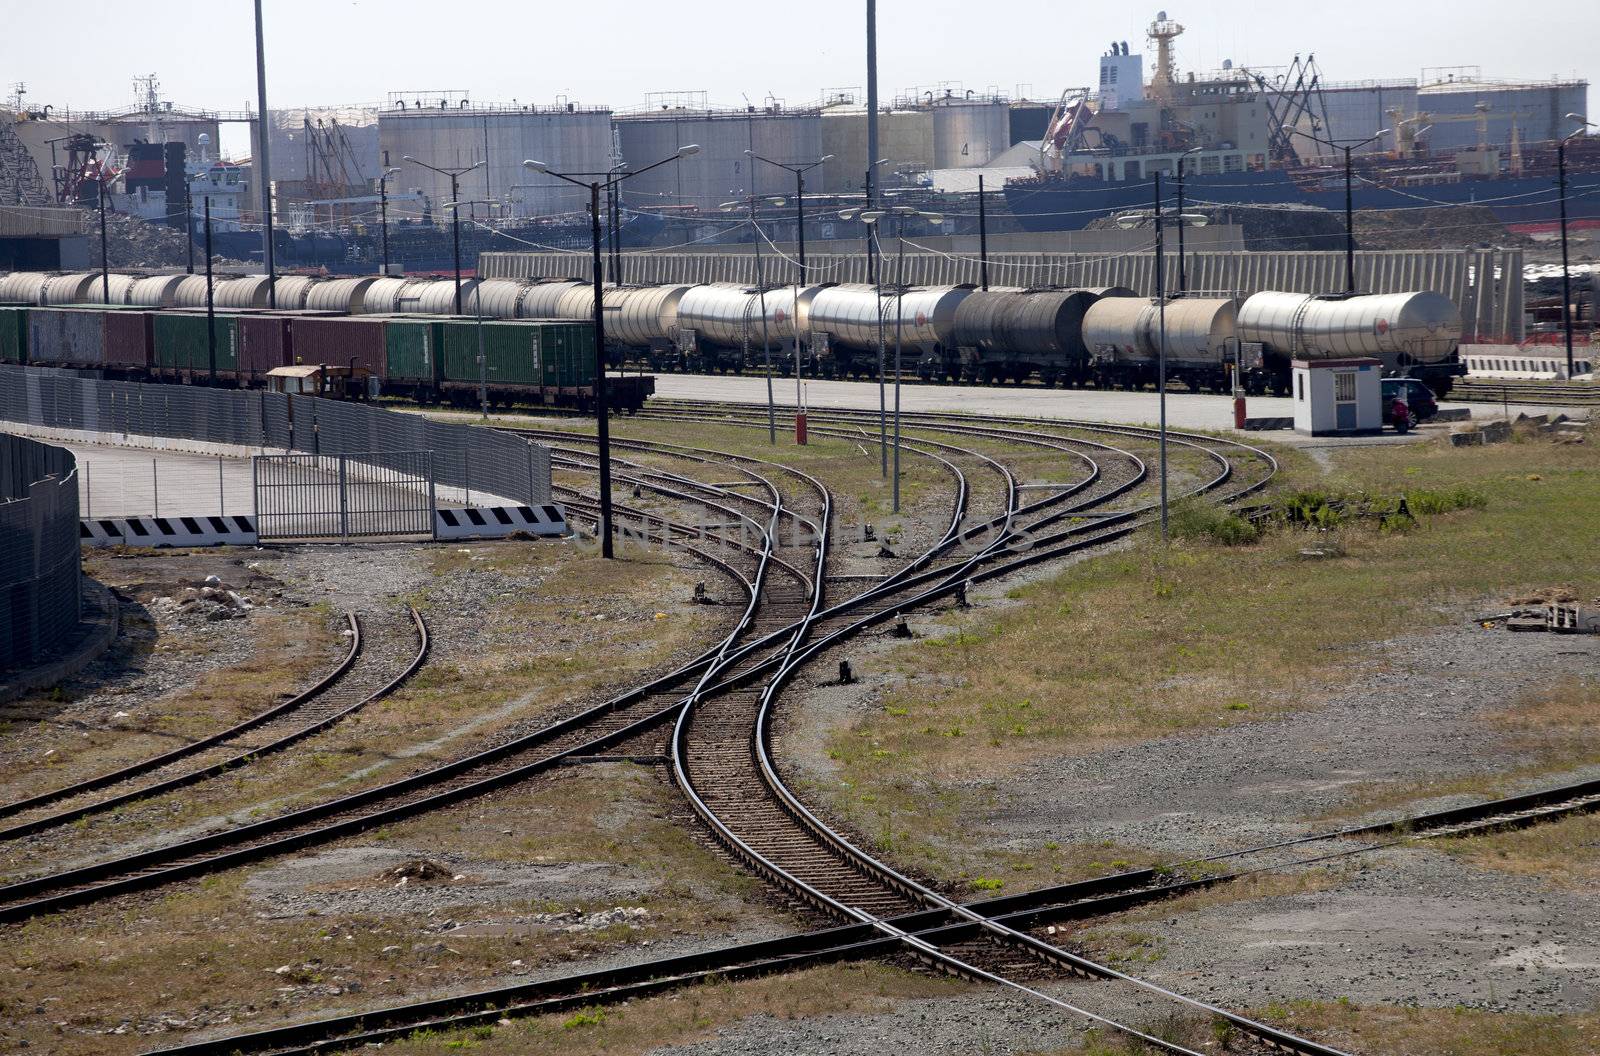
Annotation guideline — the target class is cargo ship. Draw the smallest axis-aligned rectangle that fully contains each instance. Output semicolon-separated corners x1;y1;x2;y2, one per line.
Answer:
1003;14;1599;235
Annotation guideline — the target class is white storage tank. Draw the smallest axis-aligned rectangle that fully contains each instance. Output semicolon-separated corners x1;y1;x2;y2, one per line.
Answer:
380;96;613;219
615;106;822;211
127;274;188;307
304;276;380;313
1238;290;1461;366
928;95;1011;169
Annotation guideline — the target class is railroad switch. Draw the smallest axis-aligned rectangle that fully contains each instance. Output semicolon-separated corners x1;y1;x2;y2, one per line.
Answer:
892;615;913;638
955;583;970;609
862;522;876;541
838;660;855;685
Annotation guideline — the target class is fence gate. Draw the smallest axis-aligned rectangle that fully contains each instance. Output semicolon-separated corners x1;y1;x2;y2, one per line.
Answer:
253;451;435;541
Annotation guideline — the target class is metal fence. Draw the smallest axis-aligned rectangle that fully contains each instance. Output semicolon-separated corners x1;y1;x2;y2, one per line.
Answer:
254;451;435;540
0;366;551;507
0;433;81;668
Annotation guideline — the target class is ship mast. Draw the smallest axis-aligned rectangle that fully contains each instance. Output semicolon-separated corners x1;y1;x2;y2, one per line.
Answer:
1146;13;1184;103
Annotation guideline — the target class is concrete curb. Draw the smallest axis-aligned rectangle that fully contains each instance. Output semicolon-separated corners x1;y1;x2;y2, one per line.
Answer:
0;579;121;705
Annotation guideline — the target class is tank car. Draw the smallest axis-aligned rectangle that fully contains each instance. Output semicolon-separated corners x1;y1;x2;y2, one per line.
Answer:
950;286;1131;386
673;283;799;374
1082;296;1248;392
1237;290;1465;396
806;284;972;380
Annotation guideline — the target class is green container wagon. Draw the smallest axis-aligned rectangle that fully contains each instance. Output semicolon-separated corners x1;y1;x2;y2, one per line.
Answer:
153;313;240;373
0;306;27;364
442;320;544;387
382;317;445;384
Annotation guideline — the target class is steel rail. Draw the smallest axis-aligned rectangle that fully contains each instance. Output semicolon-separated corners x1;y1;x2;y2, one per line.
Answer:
0;612;364;825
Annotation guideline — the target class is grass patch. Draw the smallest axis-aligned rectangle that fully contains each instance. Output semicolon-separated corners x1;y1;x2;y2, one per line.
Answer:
1436;812;1600;889
1246;1000;1600;1056
822;426;1600;887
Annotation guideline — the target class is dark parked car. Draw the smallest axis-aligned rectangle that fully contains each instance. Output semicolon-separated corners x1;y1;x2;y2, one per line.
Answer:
1382;378;1439;430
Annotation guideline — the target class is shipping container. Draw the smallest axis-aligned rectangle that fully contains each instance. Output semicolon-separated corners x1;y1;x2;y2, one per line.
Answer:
382;317;446;384
440;319;596;389
0;306;27;363
153;312;241;373
28;307;108;366
286;316;387;376
237;315;295;378
102;310;155;370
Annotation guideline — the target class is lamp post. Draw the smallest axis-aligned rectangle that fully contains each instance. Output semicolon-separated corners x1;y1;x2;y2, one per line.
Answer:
1117;179;1209;542
1282;126;1389;294
746;151;834;285
843;156;892;475
93;165;111;304
204;195;216;385
977;173;990;290
524;145;700;559
854;206;942;514
445;200;496;418
253;0;277;308
1559;114;1594;379
403;157;484;314
377;166;401;276
1174;146;1202;295
721;193;788;445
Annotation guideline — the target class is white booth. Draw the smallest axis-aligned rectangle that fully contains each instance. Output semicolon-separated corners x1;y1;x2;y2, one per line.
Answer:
1292;358;1383;436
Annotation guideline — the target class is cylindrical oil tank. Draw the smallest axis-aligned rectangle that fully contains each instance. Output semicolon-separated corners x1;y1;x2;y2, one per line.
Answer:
607;284;693;347
170;274;230;308
127;274;188;307
614;109;822;212
790;283;836;337
929;98;1011;169
806;284;889;351
951;290;1010;353
271;275;322;311
1152;298;1239;364
674;283;760;348
888;286;974;353
211;275;274;309
304;275;379;313
408;278;479;315
1082;297;1157;361
514;279;587;319
77;273;140;305
995;289;1101;360
0;272;50;303
553;283;597;324
39;273;101;305
361;276;434;314
468;279;532;318
1237;290;1461;364
379;102;613;219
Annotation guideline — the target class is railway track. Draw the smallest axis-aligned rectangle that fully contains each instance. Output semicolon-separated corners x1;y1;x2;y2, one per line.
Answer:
132;406;1589;1056
140;766;1600;1056
0;439;827;925
0;609;423;842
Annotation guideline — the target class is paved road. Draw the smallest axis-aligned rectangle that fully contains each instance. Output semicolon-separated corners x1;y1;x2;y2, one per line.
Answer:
64;442;253;519
651;374;1584;442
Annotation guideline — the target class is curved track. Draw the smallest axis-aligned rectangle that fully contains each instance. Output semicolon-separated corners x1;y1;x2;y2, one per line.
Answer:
0;609;424;842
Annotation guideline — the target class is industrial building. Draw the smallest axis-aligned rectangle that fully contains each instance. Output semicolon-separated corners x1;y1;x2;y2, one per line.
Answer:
377;92;612;219
613;101;823;212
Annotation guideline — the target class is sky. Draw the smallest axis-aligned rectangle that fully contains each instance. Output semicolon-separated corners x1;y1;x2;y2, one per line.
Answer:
6;0;1595;156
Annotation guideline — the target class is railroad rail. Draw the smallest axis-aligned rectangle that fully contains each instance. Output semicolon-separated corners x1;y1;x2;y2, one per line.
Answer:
0;609;422;842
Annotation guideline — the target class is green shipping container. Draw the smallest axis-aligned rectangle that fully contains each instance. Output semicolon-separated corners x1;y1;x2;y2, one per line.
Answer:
442;320;543;387
0;306;27;364
382;317;446;384
153;313;240;372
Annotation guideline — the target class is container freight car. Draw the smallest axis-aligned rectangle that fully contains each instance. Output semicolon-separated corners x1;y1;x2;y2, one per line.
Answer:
153;312;241;378
27;307;107;367
438;319;607;406
286;316;388;379
0;306;26;363
382;316;448;401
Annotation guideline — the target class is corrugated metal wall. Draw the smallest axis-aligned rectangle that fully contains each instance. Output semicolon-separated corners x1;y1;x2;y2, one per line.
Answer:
0;432;81;667
481;248;1525;341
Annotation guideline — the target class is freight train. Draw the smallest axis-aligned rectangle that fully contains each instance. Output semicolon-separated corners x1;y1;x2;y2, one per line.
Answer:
0;283;648;413
0;270;1467;396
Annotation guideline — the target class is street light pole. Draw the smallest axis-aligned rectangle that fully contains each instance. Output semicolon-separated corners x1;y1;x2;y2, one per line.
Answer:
403;157;484;314
1558;116;1594;379
204;196;216;386
977;173;990;290
524;146;699;559
184;179;194;274
95;174;110;303
252;0;277;308
378;166;400;276
1175;146;1201;296
1154;170;1168;543
1283;126;1387;295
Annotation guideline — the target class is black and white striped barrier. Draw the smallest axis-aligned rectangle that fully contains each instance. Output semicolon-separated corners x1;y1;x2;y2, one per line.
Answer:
433;504;568;539
80;505;568;547
80;515;260;548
